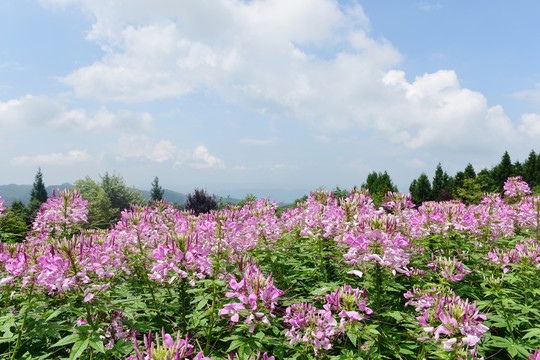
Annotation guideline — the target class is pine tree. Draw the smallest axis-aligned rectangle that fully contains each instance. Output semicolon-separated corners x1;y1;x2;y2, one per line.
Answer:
30;168;48;204
150;176;165;202
432;163;452;201
463;163;476;179
523;150;538;187
410;173;432;205
493;151;514;191
362;171;398;204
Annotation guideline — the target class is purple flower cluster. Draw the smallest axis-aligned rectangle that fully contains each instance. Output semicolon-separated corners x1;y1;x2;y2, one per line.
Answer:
343;229;413;276
219;262;284;333
31;189;89;238
324;284;373;325
0;196;5;218
149;236;212;286
284;284;372;356
504;176;532;199
486;239;540;272
406;289;489;358
382;191;415;214
427;254;472;281
284;302;338;356
126;328;210;360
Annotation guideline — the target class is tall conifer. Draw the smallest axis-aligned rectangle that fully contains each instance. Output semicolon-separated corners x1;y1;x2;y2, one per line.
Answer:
30;168;48;204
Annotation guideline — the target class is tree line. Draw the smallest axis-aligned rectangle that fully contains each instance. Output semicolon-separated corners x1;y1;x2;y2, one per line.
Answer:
0;170;225;242
409;150;540;205
2;149;538;242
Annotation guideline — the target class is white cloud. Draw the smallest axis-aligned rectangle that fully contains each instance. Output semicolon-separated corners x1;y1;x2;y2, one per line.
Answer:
406;158;426;169
189;145;225;169
0;95;153;133
39;0;534;154
11;150;93;166
416;2;443;11
113;136;177;163
239;138;276;146
113;136;224;169
151;140;178;163
377;70;518;149
518;113;540;137
511;83;540;103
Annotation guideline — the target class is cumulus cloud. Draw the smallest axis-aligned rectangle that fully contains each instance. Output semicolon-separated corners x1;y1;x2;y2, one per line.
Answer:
11;150;93;166
39;0;539;153
518;113;540;137
113;136;225;169
114;135;178;163
0;95;153;133
184;145;225;169
239;138;277;146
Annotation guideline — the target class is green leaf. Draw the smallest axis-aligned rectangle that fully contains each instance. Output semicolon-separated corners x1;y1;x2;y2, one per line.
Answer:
347;331;358;346
89;338;105;353
70;339;90;360
43;307;64;322
52;333;80;347
196;297;208;310
523;328;540;340
226;339;244;352
507;344;518;357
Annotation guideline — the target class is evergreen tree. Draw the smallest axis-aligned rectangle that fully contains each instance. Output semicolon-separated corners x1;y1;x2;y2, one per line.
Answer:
493;151;514;191
457;178;483;204
463;163;476;179
452;171;465;195
476;169;497;193
409;173;432;206
523;150;538;187
432;163;452;201
30;168;48;204
362;171;398;204
150;176;165;202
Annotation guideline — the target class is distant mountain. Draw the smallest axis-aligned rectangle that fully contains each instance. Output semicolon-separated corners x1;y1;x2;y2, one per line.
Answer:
0;183;188;206
140;189;187;205
0;183;264;207
0;183;72;204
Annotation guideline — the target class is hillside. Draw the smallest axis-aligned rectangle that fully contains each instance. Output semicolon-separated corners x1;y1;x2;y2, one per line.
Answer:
0;184;188;205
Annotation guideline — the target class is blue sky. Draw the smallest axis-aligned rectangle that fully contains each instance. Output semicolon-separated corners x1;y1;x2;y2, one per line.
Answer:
1;0;540;202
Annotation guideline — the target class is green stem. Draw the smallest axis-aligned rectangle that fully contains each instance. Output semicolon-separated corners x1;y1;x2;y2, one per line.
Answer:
11;282;34;360
318;236;326;282
374;263;382;355
205;222;223;354
500;298;516;343
180;278;187;333
136;232;157;304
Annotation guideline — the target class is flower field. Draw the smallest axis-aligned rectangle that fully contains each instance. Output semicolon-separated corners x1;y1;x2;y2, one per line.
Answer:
1;177;540;359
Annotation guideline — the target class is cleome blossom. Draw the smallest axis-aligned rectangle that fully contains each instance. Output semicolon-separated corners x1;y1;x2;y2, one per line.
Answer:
323;284;373;326
219;261;284;333
126;328;210;360
427;254;472;282
31;188;88;238
405;289;489;358
504;176;532;199
0;196;5;218
284;302;339;357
